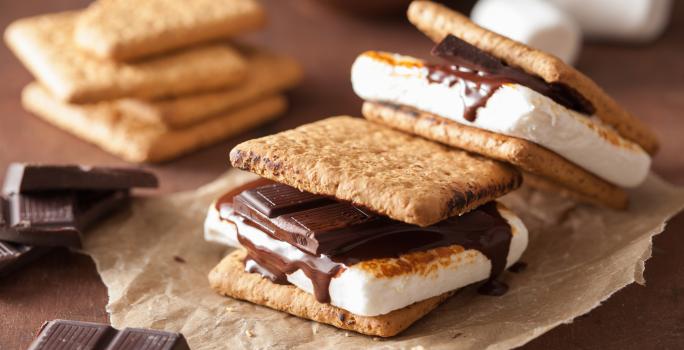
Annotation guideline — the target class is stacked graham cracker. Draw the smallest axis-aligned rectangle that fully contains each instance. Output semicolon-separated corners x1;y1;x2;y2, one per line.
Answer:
4;0;302;163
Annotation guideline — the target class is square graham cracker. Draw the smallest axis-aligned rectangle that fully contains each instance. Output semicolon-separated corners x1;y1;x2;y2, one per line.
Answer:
209;249;456;337
362;102;628;209
229;116;522;226
22;83;286;163
4;11;247;103
118;47;302;129
74;0;265;61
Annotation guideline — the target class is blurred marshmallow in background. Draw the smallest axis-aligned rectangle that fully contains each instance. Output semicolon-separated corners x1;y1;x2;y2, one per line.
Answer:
471;0;582;64
470;0;673;66
547;0;672;43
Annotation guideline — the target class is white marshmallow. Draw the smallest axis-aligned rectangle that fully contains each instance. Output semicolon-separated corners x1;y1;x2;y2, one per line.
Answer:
547;0;672;42
351;52;651;188
204;202;528;317
471;0;581;64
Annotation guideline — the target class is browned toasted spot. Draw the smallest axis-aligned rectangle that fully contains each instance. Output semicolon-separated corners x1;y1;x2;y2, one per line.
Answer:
363;51;425;69
355;244;468;279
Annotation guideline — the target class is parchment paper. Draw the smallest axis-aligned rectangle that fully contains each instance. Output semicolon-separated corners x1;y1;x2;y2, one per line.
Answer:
81;170;684;349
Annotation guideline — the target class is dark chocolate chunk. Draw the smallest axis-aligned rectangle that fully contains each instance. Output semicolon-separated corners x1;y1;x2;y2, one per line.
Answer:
238;183;333;218
431;34;595;116
233;186;380;255
27;320;190;350
0;191;128;247
2;163;158;195
0;241;50;277
108;328;190;350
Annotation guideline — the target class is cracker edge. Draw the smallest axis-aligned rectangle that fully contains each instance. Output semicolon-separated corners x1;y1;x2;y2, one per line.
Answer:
209;250;456;337
362;101;628;210
21;82;286;163
229;116;523;227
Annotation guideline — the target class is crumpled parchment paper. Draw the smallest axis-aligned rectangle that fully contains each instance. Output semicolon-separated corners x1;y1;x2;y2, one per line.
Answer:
82;170;684;349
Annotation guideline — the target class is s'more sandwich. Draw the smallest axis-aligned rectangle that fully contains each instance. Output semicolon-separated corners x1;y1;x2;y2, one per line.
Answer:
352;0;659;209
205;117;529;337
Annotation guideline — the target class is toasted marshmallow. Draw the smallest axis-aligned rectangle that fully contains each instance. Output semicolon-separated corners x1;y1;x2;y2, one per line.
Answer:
351;52;651;188
204;201;528;316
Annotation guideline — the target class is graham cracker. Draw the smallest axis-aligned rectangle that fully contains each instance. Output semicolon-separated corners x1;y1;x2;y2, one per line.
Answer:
362;102;628;209
4;11;247;103
117;47;302;129
229;116;521;226
75;0;266;61
209;249;456;337
21;83;286;163
407;0;659;155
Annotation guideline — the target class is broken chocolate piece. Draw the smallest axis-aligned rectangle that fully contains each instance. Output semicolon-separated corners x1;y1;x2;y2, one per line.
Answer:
2;163;157;195
0;191;128;247
238;183;333;218
27;319;190;350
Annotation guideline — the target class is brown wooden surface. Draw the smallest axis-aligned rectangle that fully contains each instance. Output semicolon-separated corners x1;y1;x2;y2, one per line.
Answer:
1;1;683;348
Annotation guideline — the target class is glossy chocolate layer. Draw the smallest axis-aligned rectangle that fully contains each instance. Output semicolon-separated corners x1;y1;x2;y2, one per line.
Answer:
427;34;595;121
217;180;515;303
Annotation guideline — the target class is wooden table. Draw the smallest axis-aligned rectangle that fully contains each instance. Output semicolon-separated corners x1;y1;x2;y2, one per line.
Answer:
1;1;683;348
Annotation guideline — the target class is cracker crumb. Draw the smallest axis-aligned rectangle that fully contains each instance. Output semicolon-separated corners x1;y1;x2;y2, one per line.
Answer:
344;332;350;337
225;306;234;312
245;330;254;338
372;337;380;341
312;324;319;335
173;255;186;263
410;346;425;350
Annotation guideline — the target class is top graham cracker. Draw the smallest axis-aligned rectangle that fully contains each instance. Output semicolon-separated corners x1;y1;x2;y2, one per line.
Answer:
230;116;522;226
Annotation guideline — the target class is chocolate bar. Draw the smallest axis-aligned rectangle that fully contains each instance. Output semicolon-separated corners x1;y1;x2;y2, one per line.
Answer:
2;163;158;195
0;191;128;247
232;185;382;255
237;183;333;218
27;320;190;350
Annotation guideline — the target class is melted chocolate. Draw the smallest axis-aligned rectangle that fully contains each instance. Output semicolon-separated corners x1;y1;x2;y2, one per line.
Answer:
426;34;595;121
426;64;508;121
218;180;515;303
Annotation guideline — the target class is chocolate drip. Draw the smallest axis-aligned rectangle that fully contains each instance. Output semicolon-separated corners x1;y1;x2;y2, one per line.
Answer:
426;34;595;121
238;232;343;303
219;181;515;303
426;64;506;121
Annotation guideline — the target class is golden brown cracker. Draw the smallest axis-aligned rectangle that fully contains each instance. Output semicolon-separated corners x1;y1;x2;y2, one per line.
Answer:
209;249;456;337
4;11;247;103
230;116;521;226
74;0;265;61
21;83;285;163
118;48;301;129
362;102;628;209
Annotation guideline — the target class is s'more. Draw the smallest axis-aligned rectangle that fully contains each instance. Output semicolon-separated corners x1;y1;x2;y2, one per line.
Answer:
205;117;529;337
352;0;659;209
